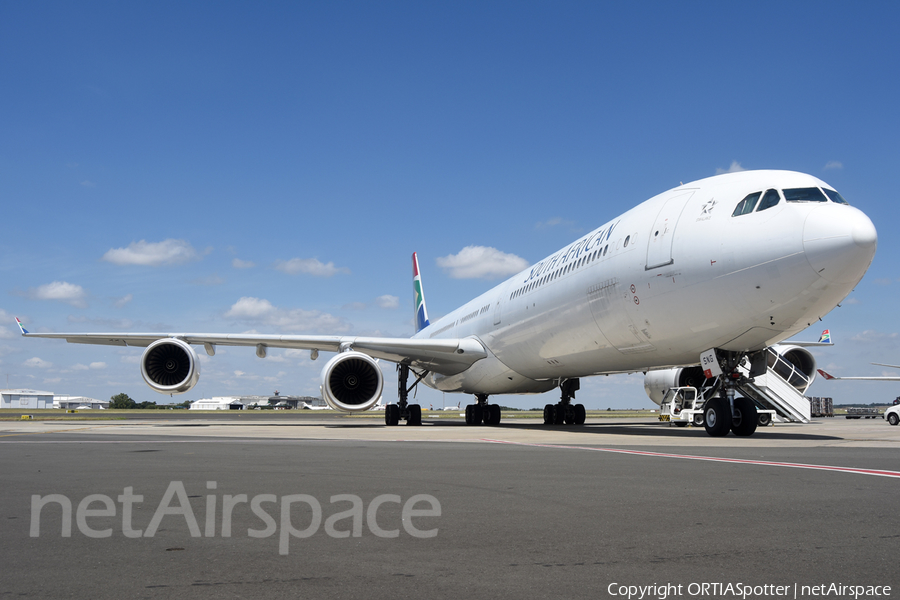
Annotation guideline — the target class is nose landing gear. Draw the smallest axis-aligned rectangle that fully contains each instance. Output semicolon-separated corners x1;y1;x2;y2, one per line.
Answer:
703;351;758;437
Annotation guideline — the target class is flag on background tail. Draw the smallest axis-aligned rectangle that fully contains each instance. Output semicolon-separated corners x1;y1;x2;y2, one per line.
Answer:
412;252;430;333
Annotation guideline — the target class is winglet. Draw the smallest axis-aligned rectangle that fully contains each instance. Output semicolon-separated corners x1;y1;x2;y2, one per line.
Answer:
818;329;832;344
412;252;430;333
817;369;835;380
15;317;28;335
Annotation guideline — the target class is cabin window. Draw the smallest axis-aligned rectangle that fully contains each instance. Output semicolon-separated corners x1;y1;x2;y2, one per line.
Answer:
756;189;781;212
624;235;630;248
783;187;828;203
823;188;849;205
732;192;761;216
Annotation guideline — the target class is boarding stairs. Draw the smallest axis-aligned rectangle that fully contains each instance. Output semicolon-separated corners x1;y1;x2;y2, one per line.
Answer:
734;348;811;423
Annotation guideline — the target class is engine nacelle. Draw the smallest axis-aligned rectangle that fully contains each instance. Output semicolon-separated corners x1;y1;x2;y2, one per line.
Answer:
140;338;201;395
643;366;711;406
768;344;817;392
320;351;384;412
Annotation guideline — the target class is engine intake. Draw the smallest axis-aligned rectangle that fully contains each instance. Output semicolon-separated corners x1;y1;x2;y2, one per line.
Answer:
768;344;817;392
140;338;201;394
320;351;383;412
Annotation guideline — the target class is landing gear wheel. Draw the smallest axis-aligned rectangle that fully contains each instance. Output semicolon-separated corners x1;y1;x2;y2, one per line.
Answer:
731;397;758;437
704;398;732;437
563;405;575;425
483;404;501;425
552;403;565;425
692;413;704;427
464;405;482;425
888;412;899;426
407;404;422;426
758;413;772;427
385;404;400;426
573;404;586;425
543;404;554;425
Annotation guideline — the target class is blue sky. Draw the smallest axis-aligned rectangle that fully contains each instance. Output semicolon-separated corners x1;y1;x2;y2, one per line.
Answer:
2;1;899;409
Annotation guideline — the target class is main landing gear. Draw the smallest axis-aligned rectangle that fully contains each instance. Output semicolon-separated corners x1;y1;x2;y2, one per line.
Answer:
543;379;586;425
385;364;426;426
703;351;758;437
465;394;502;425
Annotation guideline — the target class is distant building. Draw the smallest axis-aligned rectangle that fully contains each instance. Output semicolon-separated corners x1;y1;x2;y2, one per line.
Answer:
1;389;55;409
53;396;109;410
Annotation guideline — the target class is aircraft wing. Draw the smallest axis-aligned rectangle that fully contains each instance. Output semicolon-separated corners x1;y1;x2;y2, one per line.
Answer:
817;369;900;382
784;329;834;347
18;324;487;376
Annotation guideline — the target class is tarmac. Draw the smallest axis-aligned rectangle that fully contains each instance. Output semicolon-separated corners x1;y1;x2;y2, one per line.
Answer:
1;414;898;599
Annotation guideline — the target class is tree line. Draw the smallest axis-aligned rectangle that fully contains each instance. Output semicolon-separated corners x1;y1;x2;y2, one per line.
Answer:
108;393;192;409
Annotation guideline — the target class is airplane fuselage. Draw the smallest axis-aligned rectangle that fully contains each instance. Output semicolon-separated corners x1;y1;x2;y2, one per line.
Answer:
416;170;877;395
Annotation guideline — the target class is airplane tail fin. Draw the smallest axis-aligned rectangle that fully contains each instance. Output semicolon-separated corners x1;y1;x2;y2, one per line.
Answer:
817;369;836;380
412;252;430;333
818;329;832;344
15;317;28;335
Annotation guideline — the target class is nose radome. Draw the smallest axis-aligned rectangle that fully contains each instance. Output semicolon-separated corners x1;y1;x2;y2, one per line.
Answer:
803;205;877;284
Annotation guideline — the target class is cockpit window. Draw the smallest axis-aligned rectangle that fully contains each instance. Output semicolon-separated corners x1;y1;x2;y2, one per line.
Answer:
783;187;828;202
823;188;849;205
732;192;761;216
756;188;781;212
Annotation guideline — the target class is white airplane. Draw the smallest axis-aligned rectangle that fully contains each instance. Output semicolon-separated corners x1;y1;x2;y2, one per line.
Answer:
297;401;333;410
818;363;900;381
17;170;877;437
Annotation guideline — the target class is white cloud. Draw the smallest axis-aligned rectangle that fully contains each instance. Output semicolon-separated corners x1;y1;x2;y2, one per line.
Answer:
225;297;351;333
715;161;746;175
850;330;899;344
0;309;13;339
232;258;256;269
28;281;88;308
376;295;399;309
102;239;199;266
114;294;133;308
824;160;843;171
24;357;52;369
436;246;529;279
274;258;349;277
535;217;577;230
68;362;104;371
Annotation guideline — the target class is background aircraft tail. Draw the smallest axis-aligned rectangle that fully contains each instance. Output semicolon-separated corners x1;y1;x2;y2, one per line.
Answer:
413;252;430;333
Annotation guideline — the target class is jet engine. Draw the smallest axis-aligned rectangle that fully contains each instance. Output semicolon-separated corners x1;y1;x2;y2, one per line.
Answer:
320;351;384;412
767;344;817;393
140;338;201;394
643;366;714;406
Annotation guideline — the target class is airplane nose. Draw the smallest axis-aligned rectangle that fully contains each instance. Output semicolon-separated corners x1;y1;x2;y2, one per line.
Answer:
803;205;877;284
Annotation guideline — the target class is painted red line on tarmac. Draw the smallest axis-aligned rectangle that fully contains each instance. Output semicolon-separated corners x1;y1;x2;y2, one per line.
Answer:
480;439;900;479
